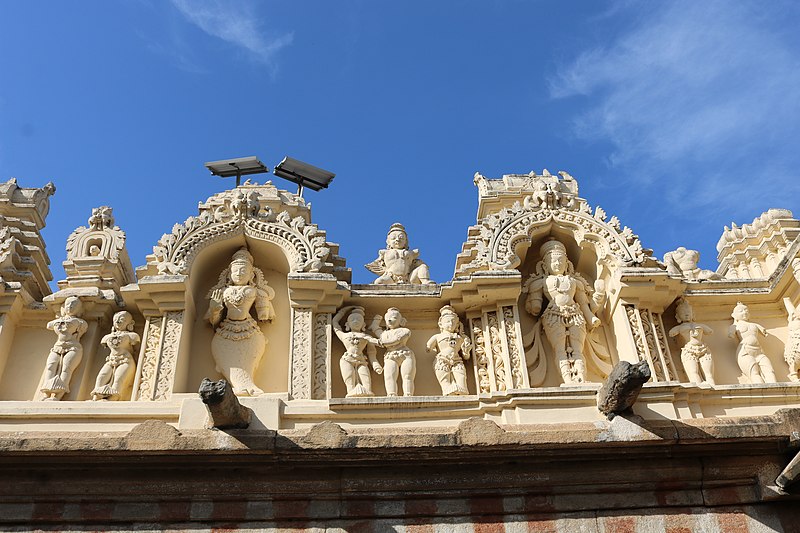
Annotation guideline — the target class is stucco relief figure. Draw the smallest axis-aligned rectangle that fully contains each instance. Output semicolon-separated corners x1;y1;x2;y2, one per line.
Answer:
366;223;434;285
663;247;721;281
371;308;416;396
91;311;140;401
783;298;800;382
426;306;472;396
669;299;715;386
206;248;276;396
728;302;776;384
333;306;383;397
523;239;607;385
40;296;88;401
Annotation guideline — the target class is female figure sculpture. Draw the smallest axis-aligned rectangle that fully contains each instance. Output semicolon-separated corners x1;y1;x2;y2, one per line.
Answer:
91;311;140;401
669;298;715;385
728;302;776;384
371;307;416;396
365;223;434;285
206;248;275;396
40;296;88;401
333;306;383;397
426;305;472;395
523;239;604;385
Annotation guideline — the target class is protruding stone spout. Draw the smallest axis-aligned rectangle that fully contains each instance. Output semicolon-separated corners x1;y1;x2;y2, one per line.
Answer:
199;378;253;429
597;360;651;421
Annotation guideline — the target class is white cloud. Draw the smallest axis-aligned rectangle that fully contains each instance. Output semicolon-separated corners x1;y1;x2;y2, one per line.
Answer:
550;1;800;213
170;0;293;70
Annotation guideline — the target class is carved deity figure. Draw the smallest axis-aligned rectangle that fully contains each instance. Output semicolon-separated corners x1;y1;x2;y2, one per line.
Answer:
40;296;88;400
91;311;140;401
663;247;721;281
669;298;715;386
366;223;434;285
783;298;800;382
333;306;383;397
426;306;472;396
371;308;416;396
728;302;776;384
206;248;276;396
523;239;604;385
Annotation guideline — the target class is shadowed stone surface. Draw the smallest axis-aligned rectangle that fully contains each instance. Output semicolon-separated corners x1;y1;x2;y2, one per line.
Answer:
598;360;651;420
199;378;252;429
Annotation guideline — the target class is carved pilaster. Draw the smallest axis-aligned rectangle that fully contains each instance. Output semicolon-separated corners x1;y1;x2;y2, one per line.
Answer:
311;312;331;400
289;307;313;399
470;317;491;394
134;311;184;401
623;305;678;383
501;305;527;389
486;311;507;391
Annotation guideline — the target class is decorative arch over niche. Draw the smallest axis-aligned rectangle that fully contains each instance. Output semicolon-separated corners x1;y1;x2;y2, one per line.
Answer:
455;171;660;276
140;183;349;281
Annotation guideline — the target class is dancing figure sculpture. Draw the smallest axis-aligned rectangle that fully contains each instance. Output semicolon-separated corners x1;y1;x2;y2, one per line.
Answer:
728;302;776;384
40;296;88;400
669;298;715;386
91;311;140;401
333;306;383;397
371;307;416;396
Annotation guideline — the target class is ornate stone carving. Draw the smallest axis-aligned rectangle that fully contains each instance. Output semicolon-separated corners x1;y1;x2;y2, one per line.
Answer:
333;306;382;397
61;206;134;290
502;306;524;389
793;257;800;285
40;296;88;400
728;302;776;384
597;360;651;421
290;307;312;399
717;209;800;280
365;223;434;285
370;308;415;396
663;247;721;281
471;320;491;394
455;171;656;276
669;299;715;386
783;298;800;383
154;311;183;401
199;378;252;430
91;311;140;401
312;312;330;399
426;306;472;396
135;316;162;401
523;239;606;385
487;312;506;391
145;184;346;279
623;305;678;383
206;248;275;397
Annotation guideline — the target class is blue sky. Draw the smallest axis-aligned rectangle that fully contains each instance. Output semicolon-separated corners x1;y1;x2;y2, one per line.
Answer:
1;1;799;286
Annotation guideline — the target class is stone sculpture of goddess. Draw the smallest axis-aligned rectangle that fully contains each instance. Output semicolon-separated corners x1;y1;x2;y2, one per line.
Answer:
426;305;472;396
332;306;383;397
371;307;416;396
40;296;88;401
91;311;140;401
669;298;715;386
365;223;434;285
206;248;276;396
523;239;604;385
783;298;800;382
728;302;776;384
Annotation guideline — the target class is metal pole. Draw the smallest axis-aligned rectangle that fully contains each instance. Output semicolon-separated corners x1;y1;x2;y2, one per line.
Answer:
297;182;304;198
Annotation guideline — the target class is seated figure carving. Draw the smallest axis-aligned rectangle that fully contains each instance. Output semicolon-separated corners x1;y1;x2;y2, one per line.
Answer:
40;296;88;401
91;311;140;401
663;247;721;281
206;248;275;396
366;223;434;285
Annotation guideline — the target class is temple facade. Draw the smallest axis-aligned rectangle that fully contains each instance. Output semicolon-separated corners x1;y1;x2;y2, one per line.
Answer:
0;172;799;531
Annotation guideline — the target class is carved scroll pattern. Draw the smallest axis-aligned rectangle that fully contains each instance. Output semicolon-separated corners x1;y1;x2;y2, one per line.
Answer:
154;311;184;401
290;307;313;399
311;312;330;400
502;306;524;389
487;312;507;391
471;318;491;394
136;316;164;401
624;304;651;369
651;312;678;380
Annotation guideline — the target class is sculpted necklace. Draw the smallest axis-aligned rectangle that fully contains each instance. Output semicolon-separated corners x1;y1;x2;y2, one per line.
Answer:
226;286;248;306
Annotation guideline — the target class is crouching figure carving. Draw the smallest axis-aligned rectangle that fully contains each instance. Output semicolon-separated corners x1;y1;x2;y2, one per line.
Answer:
206;248;275;396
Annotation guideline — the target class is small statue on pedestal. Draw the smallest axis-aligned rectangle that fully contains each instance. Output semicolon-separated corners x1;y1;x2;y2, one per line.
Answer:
371;308;416;396
365;223;434;285
206;248;275;396
91;311;140;401
40;296;88;401
669;298;715;386
728;302;776;384
333;306;383;397
426;306;472;396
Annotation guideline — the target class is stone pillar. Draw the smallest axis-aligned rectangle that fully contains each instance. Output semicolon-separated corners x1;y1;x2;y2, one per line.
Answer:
467;303;528;393
622;305;679;382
